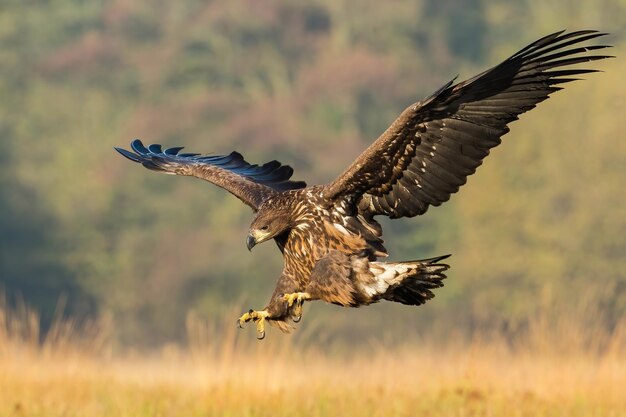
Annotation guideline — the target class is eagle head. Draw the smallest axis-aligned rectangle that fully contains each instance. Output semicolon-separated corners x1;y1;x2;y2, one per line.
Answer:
246;201;293;251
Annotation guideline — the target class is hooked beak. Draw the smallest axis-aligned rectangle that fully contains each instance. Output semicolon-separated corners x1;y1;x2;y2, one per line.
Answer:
246;234;257;251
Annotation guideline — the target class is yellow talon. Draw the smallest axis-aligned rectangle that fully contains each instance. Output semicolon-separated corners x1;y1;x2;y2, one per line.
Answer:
282;292;311;307
237;309;269;339
282;292;311;322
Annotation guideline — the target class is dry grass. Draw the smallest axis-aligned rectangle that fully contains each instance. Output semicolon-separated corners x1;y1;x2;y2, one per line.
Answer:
1;303;625;417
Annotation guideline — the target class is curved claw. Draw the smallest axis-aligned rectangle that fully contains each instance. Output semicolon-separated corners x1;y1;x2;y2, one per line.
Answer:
237;309;269;339
237;310;252;329
282;292;310;324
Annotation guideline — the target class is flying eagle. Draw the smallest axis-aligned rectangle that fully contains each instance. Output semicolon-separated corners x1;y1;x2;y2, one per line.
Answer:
116;30;611;339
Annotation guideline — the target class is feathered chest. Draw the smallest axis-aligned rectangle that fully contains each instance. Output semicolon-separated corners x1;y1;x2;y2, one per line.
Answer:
282;216;367;278
279;188;387;280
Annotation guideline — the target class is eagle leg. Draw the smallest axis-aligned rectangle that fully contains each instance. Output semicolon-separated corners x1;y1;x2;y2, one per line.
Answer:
282;292;311;322
236;309;270;340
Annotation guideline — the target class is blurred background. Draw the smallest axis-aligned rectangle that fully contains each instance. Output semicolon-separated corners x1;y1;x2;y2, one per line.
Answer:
1;0;624;349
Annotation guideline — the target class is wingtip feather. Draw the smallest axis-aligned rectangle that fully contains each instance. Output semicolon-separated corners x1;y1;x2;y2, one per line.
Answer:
114;146;142;163
131;139;149;155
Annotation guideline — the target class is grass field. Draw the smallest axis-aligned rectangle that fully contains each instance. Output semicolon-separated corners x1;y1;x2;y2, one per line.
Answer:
2;305;626;417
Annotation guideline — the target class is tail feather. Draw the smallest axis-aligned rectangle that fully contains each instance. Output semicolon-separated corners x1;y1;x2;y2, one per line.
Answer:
369;255;450;306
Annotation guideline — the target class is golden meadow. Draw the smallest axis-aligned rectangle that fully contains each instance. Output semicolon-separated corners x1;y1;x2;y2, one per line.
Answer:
1;300;625;417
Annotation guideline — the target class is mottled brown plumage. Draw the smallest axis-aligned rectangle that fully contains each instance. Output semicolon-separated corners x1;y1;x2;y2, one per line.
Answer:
116;30;612;339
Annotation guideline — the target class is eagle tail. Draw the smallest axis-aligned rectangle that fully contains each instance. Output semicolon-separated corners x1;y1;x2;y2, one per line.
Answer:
369;255;450;306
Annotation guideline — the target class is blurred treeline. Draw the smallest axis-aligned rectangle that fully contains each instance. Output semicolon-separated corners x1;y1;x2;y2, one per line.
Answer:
1;0;625;346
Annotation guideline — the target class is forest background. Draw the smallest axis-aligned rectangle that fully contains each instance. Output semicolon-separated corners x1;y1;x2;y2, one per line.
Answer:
1;0;625;349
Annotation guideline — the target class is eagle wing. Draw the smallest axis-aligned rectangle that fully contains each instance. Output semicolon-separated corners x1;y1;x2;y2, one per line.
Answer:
115;139;306;210
322;30;612;219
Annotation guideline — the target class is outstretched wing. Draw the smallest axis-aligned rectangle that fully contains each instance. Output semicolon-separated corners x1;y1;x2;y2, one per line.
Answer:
115;139;306;210
322;30;612;219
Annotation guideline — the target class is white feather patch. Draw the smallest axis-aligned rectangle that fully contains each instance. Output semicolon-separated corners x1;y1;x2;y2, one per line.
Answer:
333;223;350;235
358;279;389;298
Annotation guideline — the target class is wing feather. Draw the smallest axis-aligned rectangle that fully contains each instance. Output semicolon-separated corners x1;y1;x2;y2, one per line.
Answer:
323;30;612;219
115;139;306;210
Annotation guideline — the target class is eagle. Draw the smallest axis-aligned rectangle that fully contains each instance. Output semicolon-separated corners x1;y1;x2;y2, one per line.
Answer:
116;30;611;339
